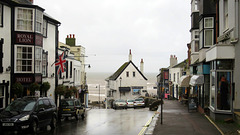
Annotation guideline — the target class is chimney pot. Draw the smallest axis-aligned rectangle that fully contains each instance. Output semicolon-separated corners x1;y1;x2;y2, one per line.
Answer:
70;34;72;38
67;35;69;38
73;34;75;38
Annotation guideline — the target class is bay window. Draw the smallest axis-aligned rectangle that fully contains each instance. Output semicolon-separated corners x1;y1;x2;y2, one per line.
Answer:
16;8;33;31
35;47;42;73
43;19;47;37
199;17;214;48
16;46;33;72
36;10;43;33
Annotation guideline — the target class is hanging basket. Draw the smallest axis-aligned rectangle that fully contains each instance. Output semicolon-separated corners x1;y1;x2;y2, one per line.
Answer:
12;82;23;98
42;82;51;92
29;82;40;95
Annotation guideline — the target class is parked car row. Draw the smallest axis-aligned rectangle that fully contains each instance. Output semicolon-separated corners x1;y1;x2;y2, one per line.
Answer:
113;98;145;109
0;96;85;134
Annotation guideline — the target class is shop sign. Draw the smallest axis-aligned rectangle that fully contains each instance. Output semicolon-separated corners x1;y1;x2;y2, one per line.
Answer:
16;76;33;83
16;33;34;44
35;76;42;83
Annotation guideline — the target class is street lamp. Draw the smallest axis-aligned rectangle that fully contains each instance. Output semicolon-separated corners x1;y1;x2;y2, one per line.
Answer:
119;77;122;99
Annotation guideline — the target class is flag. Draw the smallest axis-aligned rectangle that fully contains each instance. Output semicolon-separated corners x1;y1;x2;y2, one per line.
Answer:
55;51;66;74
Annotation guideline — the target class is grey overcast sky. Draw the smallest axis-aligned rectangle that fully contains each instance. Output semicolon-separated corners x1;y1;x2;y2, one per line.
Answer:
35;0;191;74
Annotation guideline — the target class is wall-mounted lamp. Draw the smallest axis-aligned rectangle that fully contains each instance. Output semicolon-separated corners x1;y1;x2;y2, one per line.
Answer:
6;66;11;72
84;64;91;69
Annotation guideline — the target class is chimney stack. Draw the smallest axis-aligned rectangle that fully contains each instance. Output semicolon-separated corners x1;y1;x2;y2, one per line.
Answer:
140;59;144;73
66;34;76;46
170;54;178;68
129;49;132;61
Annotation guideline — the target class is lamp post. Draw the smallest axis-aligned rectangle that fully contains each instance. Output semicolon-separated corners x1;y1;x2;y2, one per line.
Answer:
119;77;122;99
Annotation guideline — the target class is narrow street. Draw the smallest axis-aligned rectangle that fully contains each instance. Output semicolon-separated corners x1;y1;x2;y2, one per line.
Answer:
3;108;155;135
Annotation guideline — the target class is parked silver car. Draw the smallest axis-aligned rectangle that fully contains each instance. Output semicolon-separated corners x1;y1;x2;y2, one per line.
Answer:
113;99;127;109
134;98;145;108
126;99;135;108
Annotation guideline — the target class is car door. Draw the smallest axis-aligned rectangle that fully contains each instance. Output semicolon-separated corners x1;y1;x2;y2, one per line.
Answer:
35;100;46;127
42;99;52;125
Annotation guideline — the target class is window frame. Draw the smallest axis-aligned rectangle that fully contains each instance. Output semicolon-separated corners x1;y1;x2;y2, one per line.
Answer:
42;50;48;78
15;45;34;73
35;9;43;33
15;7;34;32
0;4;3;27
35;46;42;73
126;71;129;77
43;19;47;37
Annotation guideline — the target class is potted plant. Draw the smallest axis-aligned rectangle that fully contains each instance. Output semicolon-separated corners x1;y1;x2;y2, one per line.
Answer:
55;85;66;96
42;82;51;96
12;82;23;98
64;87;73;98
29;82;40;96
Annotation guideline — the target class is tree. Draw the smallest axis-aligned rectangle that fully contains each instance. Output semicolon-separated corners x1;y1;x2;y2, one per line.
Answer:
29;82;40;95
42;82;51;96
12;82;23;98
55;85;66;96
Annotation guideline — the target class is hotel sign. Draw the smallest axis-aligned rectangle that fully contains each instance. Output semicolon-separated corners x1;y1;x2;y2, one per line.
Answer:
16;33;34;44
15;32;43;46
15;76;33;83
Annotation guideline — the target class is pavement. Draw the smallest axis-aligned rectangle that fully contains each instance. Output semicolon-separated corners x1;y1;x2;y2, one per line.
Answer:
145;99;240;135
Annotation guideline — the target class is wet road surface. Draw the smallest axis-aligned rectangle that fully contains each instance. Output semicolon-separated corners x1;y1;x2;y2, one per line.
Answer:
3;108;155;135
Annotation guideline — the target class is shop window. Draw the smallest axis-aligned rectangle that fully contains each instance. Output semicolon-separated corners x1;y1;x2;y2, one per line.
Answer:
35;47;42;73
133;89;140;95
210;71;215;108
16;46;33;73
70;61;72;78
217;72;231;110
0;4;3;27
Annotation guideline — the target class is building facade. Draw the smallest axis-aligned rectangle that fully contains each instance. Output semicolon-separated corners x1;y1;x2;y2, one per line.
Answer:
105;50;148;108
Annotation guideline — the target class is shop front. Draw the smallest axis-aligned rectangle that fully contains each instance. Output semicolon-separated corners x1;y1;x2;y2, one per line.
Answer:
209;60;233;120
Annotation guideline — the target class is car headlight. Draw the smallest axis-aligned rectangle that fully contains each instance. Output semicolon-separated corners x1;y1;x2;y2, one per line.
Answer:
19;115;30;121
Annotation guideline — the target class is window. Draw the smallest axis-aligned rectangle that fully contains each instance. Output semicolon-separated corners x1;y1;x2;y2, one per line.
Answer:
66;61;68;79
133;71;135;77
0;39;3;73
0;4;3;27
36;10;43;33
173;73;175;82
126;71;129;77
204;18;213;28
43;19;47;37
224;0;228;30
42;51;48;77
195;41;199;52
70;61;72;78
16;8;33;31
204;29;213;46
35;47;42;73
16;46;33;72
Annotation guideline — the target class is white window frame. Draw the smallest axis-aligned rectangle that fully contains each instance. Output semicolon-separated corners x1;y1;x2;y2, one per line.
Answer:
15;7;34;32
204;29;214;47
42;52;47;77
15;45;34;73
43;19;47;37
36;9;43;33
35;46;42;73
224;0;228;30
204;17;214;28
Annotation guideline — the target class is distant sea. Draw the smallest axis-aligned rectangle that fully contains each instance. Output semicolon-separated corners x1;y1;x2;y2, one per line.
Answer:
86;72;158;102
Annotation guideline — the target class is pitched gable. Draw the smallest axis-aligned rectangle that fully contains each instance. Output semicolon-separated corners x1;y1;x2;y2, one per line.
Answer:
107;61;147;81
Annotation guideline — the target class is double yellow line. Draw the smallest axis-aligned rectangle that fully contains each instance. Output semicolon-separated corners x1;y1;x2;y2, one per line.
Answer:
138;113;156;135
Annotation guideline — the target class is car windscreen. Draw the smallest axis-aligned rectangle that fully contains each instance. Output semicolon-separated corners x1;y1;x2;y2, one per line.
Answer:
118;99;126;102
5;99;36;112
61;100;74;106
135;99;143;101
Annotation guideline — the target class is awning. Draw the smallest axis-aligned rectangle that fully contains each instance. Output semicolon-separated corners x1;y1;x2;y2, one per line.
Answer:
119;87;131;92
189;75;204;86
179;75;191;87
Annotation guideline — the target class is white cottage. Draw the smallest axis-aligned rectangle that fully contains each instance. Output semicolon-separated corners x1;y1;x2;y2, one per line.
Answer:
105;50;148;109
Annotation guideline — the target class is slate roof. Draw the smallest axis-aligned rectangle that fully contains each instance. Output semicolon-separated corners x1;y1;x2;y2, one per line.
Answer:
11;0;32;5
172;59;188;68
106;61;148;81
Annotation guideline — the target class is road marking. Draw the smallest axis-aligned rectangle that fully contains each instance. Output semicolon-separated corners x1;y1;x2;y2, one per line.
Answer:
138;113;156;135
204;114;224;135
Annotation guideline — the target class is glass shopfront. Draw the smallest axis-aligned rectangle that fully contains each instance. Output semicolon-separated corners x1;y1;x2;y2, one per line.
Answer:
210;60;232;112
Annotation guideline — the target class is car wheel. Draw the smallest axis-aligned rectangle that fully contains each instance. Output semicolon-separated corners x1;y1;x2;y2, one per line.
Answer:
50;117;57;129
30;120;37;133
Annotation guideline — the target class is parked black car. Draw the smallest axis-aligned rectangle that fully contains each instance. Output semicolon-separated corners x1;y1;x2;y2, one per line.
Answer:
0;96;57;133
58;98;85;120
